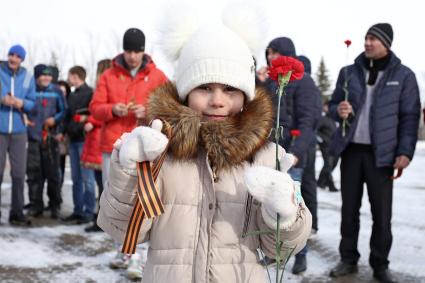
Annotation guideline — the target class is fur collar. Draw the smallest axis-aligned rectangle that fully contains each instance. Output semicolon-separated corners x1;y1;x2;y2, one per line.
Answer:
147;82;274;172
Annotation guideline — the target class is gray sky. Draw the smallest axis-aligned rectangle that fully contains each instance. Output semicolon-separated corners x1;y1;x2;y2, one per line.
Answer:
2;0;424;95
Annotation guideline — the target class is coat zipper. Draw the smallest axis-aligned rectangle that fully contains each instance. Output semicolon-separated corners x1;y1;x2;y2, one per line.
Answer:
8;75;15;133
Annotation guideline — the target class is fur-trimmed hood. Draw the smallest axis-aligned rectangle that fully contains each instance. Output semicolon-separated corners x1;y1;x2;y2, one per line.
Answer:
146;82;274;172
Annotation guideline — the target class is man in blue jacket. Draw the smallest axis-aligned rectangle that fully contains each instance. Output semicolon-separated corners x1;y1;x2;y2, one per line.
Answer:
328;23;420;283
0;44;36;226
26;64;66;219
261;37;322;274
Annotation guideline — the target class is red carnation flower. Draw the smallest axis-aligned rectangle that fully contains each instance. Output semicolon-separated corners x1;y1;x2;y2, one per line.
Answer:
344;39;352;47
73;114;81;123
42;99;48;107
268;56;304;82
290;129;301;137
42;129;48;142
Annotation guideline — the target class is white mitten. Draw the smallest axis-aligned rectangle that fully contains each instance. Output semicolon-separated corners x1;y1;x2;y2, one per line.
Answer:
115;119;168;175
244;153;301;230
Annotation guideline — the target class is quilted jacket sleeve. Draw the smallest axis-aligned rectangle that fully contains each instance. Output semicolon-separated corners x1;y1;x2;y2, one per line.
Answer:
97;149;153;244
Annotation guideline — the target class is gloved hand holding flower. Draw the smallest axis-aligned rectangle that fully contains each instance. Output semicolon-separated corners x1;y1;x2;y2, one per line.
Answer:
244;153;301;230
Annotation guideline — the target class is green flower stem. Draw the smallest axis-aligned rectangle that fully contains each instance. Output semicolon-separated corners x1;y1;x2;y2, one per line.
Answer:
275;213;281;283
274;71;291;283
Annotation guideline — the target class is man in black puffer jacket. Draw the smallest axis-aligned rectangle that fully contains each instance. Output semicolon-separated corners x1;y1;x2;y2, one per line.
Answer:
328;23;420;283
261;37;322;275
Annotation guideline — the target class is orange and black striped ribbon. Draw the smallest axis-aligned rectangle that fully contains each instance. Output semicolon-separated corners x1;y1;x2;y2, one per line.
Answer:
121;121;172;254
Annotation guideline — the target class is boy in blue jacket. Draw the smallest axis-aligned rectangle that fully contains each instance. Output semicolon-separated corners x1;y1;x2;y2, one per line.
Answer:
26;64;66;219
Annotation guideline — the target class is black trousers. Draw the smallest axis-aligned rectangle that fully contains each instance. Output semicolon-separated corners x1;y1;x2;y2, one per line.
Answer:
317;141;338;189
94;169;103;198
59;154;66;189
26;139;61;211
339;143;393;271
301;141;318;231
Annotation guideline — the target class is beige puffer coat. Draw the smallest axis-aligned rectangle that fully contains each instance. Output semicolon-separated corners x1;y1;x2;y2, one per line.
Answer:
98;83;312;283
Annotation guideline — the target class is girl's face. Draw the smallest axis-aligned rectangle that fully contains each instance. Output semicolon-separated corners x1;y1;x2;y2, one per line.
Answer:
188;83;245;121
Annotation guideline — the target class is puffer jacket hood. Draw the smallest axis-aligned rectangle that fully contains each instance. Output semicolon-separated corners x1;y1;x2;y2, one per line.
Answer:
146;82;274;173
112;53;151;76
297;55;311;75
266;37;296;64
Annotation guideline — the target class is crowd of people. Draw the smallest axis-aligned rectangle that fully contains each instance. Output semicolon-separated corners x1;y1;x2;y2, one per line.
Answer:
0;18;423;283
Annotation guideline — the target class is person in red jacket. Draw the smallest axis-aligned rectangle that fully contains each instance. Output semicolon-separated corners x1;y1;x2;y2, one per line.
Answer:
83;59;111;232
89;28;167;280
89;28;167;190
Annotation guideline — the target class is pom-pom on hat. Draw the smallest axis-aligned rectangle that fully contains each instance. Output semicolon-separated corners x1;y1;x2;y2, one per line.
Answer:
158;2;267;102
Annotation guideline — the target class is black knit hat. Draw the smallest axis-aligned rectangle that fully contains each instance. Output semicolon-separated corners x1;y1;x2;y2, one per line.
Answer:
366;23;393;49
123;28;145;52
34;64;52;79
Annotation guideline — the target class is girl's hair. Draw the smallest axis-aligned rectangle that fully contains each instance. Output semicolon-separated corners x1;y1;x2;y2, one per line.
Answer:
57;80;71;97
96;59;112;84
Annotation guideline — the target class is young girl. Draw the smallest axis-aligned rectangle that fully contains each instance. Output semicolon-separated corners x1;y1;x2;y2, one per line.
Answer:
98;11;311;283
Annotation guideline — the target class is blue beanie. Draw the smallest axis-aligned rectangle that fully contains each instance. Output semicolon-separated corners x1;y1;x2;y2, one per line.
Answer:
8;45;26;61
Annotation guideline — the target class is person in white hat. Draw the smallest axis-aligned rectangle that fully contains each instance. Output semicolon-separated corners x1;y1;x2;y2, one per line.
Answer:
97;4;312;282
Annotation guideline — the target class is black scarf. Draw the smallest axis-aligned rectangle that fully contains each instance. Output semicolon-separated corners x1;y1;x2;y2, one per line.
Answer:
363;53;391;85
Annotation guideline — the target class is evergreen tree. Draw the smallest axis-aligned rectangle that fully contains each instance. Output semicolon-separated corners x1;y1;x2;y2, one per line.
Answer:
315;57;331;102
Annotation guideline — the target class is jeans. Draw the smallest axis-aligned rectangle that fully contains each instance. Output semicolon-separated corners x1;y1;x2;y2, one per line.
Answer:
69;142;96;218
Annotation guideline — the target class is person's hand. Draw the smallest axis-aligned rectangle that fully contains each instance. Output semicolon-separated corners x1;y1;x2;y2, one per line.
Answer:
114;119;168;173
27;119;35;127
44;117;55;128
12;97;24;109
244;153;300;230
130;104;146;119
84;122;94;132
1;94;15;107
393;155;410;170
72;114;88;123
256;66;269;82
337;101;353;119
55;133;64;142
112;103;129;117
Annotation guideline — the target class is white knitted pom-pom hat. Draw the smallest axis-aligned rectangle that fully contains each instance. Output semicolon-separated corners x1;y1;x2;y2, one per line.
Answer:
158;2;267;101
175;23;256;101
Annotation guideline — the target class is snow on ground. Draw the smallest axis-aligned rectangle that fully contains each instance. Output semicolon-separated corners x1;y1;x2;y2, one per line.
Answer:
1;142;425;282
